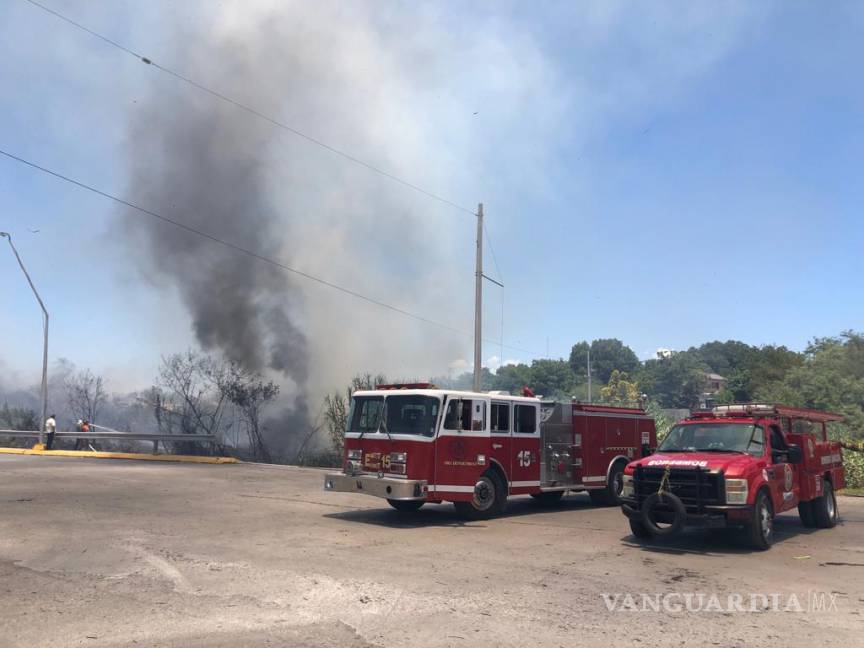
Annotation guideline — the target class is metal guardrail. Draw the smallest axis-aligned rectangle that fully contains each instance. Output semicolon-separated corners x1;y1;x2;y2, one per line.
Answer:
0;430;217;454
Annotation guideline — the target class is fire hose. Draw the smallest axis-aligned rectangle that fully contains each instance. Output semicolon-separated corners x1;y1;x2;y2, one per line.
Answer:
641;465;687;536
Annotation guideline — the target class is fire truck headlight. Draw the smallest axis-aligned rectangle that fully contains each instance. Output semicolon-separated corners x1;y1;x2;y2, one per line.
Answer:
390;452;407;464
621;474;634;498
347;449;362;461
725;478;749;505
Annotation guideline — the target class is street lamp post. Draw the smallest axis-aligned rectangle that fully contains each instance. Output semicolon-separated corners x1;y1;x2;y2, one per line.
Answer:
1;232;49;443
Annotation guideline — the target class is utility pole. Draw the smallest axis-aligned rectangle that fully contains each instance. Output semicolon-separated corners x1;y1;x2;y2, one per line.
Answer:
1;232;49;443
473;204;483;392
587;347;592;404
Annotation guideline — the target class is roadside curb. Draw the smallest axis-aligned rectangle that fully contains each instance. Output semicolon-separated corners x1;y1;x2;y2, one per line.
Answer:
0;447;239;464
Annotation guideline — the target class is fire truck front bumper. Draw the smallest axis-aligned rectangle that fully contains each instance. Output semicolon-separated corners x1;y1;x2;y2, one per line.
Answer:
324;473;428;501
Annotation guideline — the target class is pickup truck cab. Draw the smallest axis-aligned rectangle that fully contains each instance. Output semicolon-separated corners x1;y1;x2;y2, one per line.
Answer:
620;403;844;550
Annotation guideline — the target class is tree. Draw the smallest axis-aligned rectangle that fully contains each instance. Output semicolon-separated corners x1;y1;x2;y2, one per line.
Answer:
569;339;639;384
64;368;106;424
490;363;532;395
224;372;280;462
527;359;575;398
155;351;231;438
599;370;640;405
638;351;707;409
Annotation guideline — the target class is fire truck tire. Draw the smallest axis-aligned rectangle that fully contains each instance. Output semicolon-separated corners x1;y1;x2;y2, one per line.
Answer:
629;518;653;539
813;480;838;528
588;460;627;506
744;490;774;550
640;492;686;537
453;470;506;519
530;491;564;505
797;500;817;528
387;499;424;512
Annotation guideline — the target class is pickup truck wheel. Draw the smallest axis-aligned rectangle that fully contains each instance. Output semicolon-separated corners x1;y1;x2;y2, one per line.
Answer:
530;491;564;505
454;470;506;520
588;461;627;506
797;500;817;528
813;480;838;528
387;499;424;512
629;518;653;539
744;490;773;550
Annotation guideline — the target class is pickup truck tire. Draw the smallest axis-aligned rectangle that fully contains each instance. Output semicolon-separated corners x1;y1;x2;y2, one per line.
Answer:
813;480;838;528
454;470;506;520
744;490;774;550
629;518;653;539
387;499;424;512
797;500;817;528
530;491;564;505
588;461;627;506
641;492;686;537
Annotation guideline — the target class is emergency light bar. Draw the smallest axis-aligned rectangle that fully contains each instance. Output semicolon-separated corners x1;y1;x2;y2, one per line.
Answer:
711;403;843;422
375;383;437;390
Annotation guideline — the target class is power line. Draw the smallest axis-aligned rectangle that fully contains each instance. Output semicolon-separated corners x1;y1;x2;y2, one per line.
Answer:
22;0;477;217
0;147;541;358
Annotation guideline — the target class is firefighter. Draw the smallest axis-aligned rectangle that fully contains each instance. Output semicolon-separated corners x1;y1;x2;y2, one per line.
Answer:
44;414;57;450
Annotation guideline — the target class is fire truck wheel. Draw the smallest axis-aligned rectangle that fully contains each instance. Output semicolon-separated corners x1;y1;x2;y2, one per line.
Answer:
387;499;425;513
797;500;817;528
530;491;564;505
453;470;506;519
629;518;652;539
640;492;686;537
588;461;627;506
744;490;774;550
813;480;838;529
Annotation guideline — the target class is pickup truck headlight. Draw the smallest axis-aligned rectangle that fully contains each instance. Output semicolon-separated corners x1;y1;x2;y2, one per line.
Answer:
621;474;634;498
725;478;749;505
347;449;362;461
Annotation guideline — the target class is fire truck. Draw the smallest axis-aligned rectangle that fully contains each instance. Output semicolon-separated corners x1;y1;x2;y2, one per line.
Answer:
323;384;656;518
620;403;845;550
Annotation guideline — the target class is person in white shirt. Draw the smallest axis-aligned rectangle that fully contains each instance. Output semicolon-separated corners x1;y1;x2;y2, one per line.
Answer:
45;414;56;450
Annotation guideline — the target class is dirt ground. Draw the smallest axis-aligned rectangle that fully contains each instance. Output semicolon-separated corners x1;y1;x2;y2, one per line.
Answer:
0;455;862;647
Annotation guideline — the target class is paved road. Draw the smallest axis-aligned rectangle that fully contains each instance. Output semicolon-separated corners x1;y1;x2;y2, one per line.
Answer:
1;455;862;647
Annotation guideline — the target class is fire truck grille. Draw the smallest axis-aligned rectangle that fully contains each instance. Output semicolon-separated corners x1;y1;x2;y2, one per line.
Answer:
634;467;725;512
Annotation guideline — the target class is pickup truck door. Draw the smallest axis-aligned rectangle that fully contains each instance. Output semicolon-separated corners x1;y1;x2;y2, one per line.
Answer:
767;424;799;512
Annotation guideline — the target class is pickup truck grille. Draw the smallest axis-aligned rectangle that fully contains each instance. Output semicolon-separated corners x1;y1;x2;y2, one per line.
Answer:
633;466;725;511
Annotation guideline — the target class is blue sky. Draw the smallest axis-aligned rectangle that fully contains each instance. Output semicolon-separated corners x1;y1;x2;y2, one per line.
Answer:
1;1;862;394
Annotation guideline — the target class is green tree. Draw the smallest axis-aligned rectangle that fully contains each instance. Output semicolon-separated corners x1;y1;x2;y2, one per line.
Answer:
491;363;532;394
528;359;576;398
570;339;639;384
638;352;707;409
599;370;640;405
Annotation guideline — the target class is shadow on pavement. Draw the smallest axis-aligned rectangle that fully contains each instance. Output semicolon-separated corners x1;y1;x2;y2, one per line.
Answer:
323;492;602;529
620;512;837;556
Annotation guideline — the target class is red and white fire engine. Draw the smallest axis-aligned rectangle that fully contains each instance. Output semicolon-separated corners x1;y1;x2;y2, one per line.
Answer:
620;403;845;549
324;383;656;518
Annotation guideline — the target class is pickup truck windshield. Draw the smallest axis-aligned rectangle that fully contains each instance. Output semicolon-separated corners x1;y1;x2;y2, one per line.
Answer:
348;395;441;437
658;423;765;457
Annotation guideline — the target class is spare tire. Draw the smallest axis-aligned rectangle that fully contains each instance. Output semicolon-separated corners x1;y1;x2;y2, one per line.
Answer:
641;491;687;537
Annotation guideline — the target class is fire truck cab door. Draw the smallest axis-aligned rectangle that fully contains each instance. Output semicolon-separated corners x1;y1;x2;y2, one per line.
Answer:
767;424;798;512
436;396;491;493
510;402;541;488
490;401;512;483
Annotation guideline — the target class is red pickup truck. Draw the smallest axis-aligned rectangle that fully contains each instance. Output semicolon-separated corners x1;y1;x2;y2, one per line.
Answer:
620;404;844;550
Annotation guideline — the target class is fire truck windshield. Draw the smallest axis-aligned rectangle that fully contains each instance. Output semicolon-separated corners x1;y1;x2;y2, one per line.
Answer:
348;395;441;437
658;423;765;456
